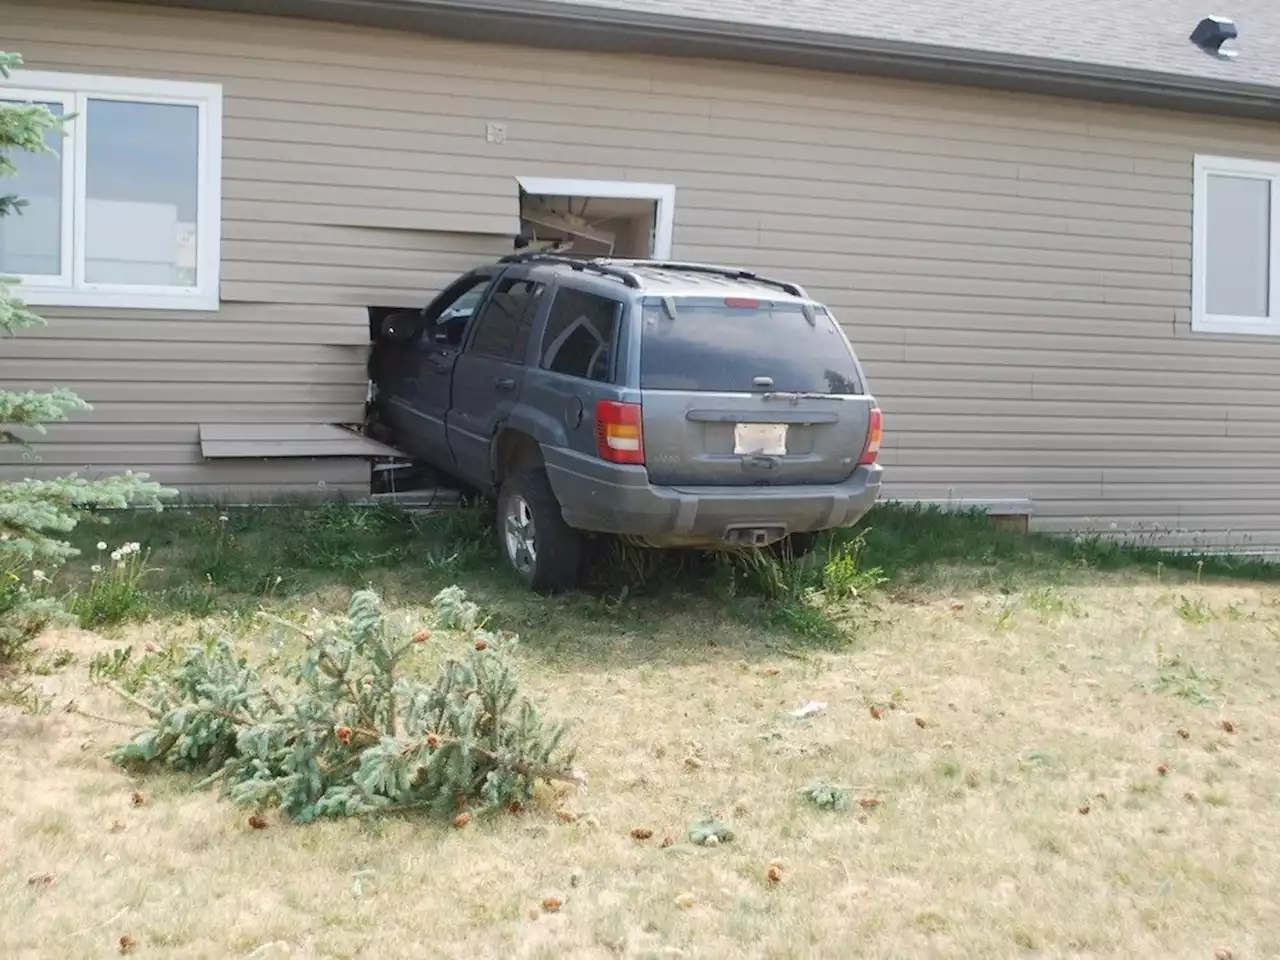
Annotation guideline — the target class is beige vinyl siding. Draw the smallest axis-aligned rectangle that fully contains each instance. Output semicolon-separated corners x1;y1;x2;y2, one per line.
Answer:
4;1;1280;547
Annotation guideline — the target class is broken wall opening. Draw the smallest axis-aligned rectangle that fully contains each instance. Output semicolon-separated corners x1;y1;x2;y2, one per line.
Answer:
516;191;658;257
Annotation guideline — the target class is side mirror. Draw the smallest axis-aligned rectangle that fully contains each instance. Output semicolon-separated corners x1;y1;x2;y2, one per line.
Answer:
380;311;422;341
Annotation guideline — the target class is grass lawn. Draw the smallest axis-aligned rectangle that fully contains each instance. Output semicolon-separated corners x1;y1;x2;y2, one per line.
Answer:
2;504;1278;958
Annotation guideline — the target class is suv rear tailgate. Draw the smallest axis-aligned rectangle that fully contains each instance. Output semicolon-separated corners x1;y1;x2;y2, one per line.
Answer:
638;297;873;487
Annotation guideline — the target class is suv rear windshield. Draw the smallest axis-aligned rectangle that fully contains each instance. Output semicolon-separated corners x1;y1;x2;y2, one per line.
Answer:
639;297;863;394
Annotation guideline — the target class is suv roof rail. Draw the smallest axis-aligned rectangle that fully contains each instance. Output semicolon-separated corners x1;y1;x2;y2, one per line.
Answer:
498;251;641;288
610;260;807;298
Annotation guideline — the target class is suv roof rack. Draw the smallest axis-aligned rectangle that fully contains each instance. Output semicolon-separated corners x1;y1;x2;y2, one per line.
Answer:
498;251;641;288
610;260;807;298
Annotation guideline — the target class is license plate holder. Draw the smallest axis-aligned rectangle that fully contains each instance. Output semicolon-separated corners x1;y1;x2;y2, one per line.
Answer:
734;422;788;456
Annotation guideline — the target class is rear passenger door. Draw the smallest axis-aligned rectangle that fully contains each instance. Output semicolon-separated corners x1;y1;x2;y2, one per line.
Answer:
521;285;627;457
447;269;547;487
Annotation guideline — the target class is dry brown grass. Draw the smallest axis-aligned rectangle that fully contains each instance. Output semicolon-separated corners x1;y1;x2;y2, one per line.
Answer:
3;578;1280;959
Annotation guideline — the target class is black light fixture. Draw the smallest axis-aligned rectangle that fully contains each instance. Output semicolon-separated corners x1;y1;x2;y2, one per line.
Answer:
1190;16;1238;58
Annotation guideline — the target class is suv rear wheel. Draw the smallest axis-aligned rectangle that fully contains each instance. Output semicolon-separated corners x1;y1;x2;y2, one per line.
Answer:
496;468;582;593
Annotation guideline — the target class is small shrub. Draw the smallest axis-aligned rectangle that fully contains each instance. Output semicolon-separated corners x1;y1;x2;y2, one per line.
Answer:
109;586;582;822
822;535;886;599
801;778;852;811
67;541;154;628
0;560;64;666
1152;644;1222;705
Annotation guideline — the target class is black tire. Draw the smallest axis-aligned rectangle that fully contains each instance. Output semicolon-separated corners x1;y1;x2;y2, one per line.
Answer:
495;467;583;593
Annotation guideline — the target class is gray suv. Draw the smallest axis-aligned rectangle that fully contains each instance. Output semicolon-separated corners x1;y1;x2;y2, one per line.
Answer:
369;254;883;592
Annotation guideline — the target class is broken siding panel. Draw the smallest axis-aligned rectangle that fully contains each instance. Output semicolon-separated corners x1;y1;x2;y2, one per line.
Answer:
198;423;401;459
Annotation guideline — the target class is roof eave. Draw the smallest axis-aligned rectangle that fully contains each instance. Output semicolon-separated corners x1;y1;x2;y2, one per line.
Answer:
126;0;1280;120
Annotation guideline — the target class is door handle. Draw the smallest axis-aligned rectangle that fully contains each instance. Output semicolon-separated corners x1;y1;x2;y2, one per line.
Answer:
494;377;517;393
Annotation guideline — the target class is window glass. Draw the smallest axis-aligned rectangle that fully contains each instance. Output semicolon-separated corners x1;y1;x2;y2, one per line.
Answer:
85;98;199;286
0;100;64;277
540;288;622;382
468;277;544;362
640;298;863;394
1205;174;1271;318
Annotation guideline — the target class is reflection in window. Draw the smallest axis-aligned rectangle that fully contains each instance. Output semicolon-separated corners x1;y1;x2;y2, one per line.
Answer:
85;99;199;287
469;278;544;362
0;100;64;277
541;288;621;383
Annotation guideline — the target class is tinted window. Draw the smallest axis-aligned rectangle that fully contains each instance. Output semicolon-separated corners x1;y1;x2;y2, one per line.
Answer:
468;277;545;362
540;288;623;382
639;298;863;394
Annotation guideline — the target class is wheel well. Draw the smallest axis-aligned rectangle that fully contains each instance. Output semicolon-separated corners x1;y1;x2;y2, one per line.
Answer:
493;429;543;485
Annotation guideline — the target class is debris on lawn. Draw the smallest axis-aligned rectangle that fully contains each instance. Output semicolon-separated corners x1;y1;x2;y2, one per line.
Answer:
915;716;928;728
767;862;784;885
631;827;654;840
1177;727;1191;739
104;587;580;824
1078;802;1092;815
26;872;55;888
1157;764;1169;776
857;796;883;810
247;814;268;829
789;700;828;719
689;814;734;846
541;896;563;913
118;934;138;954
801;778;852;811
129;791;146;806
674;892;697;909
869;705;882;720
1221;719;1236;733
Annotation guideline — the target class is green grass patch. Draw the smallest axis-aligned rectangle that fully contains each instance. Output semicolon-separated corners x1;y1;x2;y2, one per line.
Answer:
49;500;1280;649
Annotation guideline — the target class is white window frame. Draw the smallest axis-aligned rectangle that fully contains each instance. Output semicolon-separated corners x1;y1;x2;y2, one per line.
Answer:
514;177;676;259
1192;154;1280;336
0;70;222;311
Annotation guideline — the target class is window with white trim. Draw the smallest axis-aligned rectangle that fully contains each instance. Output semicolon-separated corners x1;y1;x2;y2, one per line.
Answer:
0;71;222;311
1192;155;1280;336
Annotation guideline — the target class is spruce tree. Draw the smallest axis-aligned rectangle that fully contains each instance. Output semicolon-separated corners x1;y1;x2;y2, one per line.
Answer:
0;51;173;662
109;586;584;822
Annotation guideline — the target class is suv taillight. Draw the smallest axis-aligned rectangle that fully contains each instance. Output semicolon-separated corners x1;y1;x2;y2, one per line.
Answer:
595;400;644;465
859;407;883;466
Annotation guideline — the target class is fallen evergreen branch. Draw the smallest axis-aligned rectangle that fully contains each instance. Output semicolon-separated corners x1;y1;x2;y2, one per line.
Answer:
108;586;582;822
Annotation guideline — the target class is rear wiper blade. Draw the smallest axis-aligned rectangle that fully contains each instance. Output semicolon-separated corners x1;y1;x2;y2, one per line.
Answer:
761;391;827;402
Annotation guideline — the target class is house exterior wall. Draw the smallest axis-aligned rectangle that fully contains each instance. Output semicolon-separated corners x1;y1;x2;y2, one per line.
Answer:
4;0;1280;547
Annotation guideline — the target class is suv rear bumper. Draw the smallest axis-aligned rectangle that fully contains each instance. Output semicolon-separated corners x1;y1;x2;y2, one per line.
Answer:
542;446;882;547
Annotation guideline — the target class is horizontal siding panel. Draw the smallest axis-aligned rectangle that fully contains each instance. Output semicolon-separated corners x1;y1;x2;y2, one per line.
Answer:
20;320;369;347
877;398;1225;420
885;419;1226;438
7;360;364;385
223;221;509;255
223;262;466;291
220;199;516;236
219;281;441;308
0;340;365;364
8;383;366;405
678;232;1178;276
32;301;367;325
62;402;365;424
7;459;369;487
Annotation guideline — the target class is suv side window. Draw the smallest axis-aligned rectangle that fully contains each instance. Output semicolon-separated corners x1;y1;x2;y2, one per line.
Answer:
467;276;545;362
539;288;623;383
